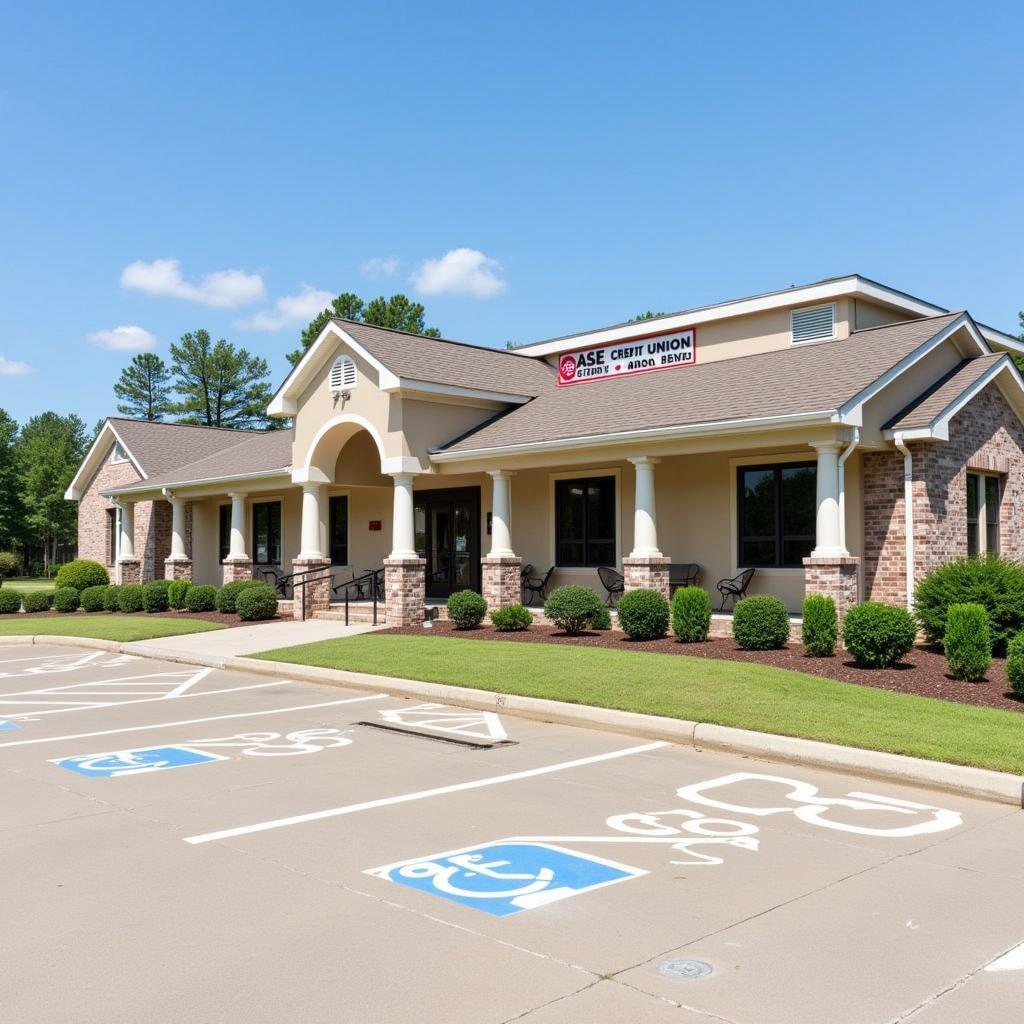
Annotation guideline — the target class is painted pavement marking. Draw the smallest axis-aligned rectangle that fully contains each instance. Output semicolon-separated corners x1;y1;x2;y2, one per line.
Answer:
986;943;1024;972
182;741;670;845
377;703;508;743
0;693;387;749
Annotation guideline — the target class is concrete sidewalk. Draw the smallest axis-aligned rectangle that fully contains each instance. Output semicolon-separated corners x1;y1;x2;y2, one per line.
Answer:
122;618;381;665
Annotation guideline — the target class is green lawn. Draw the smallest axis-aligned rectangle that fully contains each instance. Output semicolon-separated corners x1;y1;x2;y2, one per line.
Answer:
0;616;225;641
3;578;56;594
250;634;1024;774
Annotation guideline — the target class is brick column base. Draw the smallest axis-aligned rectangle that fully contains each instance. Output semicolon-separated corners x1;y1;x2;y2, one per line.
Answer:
222;558;254;585
116;558;141;585
291;558;331;620
385;557;426;626
622;555;670;600
164;558;193;582
803;556;861;618
481;555;522;610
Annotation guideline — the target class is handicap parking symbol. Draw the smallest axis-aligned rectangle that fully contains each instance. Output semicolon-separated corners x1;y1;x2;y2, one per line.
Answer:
0;720;18;731
367;841;646;916
51;745;228;778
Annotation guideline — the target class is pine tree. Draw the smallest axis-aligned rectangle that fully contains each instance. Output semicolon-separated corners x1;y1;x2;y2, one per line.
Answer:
113;353;173;420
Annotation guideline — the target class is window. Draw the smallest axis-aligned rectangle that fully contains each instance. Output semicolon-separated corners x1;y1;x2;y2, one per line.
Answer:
111;440;128;463
738;462;817;568
329;495;349;566
218;504;231;563
251;501;281;565
106;508;118;565
329;355;357;392
790;304;836;344
555;476;616;567
967;473;1001;556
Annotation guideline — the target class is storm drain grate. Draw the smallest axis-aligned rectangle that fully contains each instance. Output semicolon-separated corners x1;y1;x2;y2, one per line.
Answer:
658;959;713;979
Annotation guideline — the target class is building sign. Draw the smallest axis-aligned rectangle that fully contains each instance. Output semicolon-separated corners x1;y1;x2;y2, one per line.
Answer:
556;328;696;386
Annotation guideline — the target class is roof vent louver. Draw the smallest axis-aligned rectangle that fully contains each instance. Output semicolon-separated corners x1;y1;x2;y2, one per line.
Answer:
329;355;357;392
791;304;836;344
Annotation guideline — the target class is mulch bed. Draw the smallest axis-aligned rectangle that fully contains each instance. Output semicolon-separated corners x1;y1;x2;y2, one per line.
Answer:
15;610;282;628
380;620;1024;714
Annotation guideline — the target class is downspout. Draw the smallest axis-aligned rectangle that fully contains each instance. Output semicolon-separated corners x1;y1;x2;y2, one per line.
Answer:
837;427;860;554
893;433;915;610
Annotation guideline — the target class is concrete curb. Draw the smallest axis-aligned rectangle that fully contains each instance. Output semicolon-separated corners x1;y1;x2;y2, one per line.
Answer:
5;636;1022;807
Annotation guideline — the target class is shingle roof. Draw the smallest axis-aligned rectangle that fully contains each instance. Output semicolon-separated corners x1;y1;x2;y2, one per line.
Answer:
336;320;554;398
884;354;1005;431
437;312;966;454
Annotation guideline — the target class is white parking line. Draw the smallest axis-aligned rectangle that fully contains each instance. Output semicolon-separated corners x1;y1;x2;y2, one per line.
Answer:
0;693;388;749
986;942;1024;972
183;740;670;845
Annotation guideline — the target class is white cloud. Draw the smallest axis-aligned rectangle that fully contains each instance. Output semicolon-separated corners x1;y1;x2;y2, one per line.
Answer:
411;247;507;298
120;258;264;308
235;284;334;332
87;325;158;352
360;256;400;277
0;356;30;377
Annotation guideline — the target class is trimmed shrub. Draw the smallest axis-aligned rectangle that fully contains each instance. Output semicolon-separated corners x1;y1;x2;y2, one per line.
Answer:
235;583;279;621
733;595;790;650
802;594;838;658
842;602;917;668
80;585;108;612
216;579;263;614
52;586;80;613
0;551;19;579
0;588;22;613
943;603;991;681
184;584;219;613
544;585;607;636
143;580;170;613
617;588;670;641
102;585;122;612
672;586;711;643
490;604;532;632
447;589;488;630
914;556;1024;655
118;584;146;613
54;559;109;593
1007;632;1024;695
167;579;192;610
23;590;53;613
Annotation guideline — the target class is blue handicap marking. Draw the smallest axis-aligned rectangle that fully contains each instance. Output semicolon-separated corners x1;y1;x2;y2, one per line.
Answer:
367;841;646;916
51;745;227;778
0;720;19;731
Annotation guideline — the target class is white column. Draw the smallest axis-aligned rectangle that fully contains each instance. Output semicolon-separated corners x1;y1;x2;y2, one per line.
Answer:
228;492;248;559
811;441;847;558
487;470;515;557
389;473;418;559
118;502;135;559
169;497;187;559
628;457;662;557
298;484;324;559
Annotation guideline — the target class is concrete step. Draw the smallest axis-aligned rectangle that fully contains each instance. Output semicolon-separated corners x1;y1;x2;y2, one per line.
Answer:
313;608;387;625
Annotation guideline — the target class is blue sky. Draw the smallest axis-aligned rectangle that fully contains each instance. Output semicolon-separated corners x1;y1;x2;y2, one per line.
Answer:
1;1;1022;427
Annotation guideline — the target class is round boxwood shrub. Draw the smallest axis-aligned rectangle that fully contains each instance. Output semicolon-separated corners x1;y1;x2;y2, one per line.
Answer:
842;601;917;668
118;584;146;613
235;582;279;621
0;588;21;613
490;604;532;632
52;586;80;613
167;579;192;610
672;586;711;643
1006;632;1024;694
447;589;488;630
102;585;122;612
54;559;109;593
732;595;790;650
802;594;838;657
23;590;53;613
943;602;991;681
544;585;607;636
617;588;669;641
914;556;1024;655
0;551;20;579
184;584;219;613
216;579;263;614
80;585;108;612
143;580;170;613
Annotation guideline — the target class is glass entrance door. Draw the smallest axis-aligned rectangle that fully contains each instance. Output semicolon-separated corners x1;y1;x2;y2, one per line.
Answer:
416;488;481;598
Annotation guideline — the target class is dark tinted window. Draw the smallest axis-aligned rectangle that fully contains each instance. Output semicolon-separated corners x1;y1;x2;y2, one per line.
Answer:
738;462;816;568
555;476;616;567
252;502;281;565
218;504;231;563
329;495;349;566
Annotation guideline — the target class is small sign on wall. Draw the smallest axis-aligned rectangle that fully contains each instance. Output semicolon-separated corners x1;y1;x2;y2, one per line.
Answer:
369;520;382;532
557;327;696;386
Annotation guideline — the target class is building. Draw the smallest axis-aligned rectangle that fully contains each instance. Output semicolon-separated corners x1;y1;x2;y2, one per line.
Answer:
67;274;1024;624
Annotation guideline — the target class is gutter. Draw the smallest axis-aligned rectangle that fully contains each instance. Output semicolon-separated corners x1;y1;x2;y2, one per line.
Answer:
100;467;292;499
893;433;915;609
837;427;860;552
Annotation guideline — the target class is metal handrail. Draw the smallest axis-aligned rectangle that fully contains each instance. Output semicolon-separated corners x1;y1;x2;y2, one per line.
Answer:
336;569;380;626
292;566;335;621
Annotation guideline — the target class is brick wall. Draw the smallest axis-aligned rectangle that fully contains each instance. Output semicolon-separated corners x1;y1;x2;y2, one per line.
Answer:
77;446;141;568
863;382;1024;605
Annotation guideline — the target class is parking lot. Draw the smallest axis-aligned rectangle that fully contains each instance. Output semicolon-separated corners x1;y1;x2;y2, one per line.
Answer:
2;643;1024;1023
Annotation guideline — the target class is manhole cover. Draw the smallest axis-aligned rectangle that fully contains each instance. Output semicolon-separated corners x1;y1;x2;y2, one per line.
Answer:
658;959;713;979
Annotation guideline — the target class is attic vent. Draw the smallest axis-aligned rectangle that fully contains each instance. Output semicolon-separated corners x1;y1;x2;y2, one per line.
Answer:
791;304;836;344
329;355;357;393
